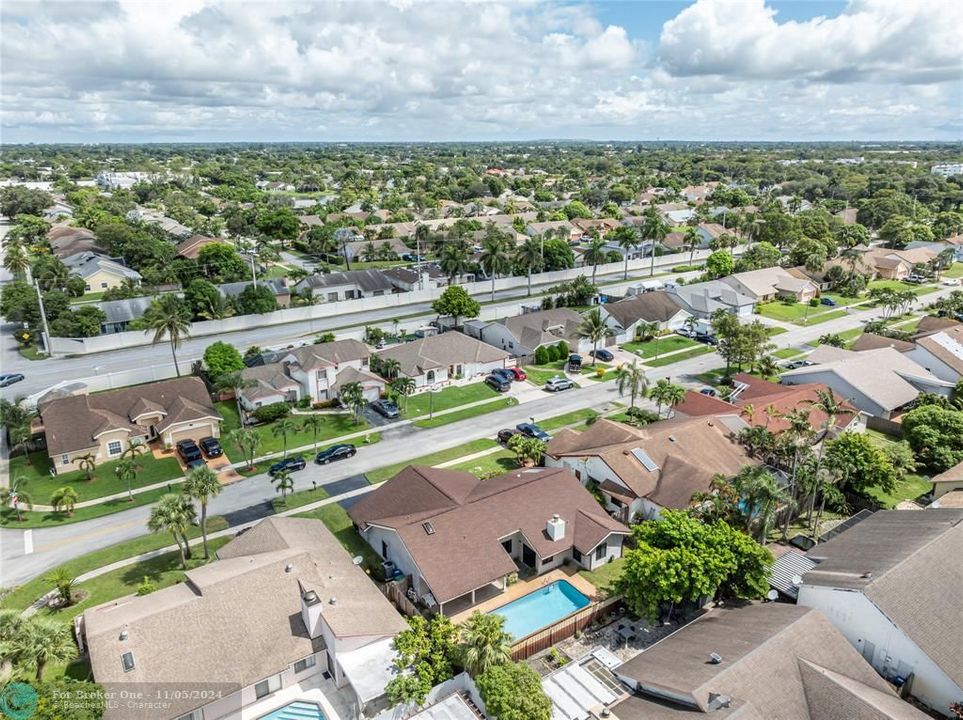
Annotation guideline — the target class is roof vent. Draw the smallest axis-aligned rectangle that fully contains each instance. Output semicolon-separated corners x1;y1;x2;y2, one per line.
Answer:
668;435;676;442
708;652;723;664
303;590;320;606
708;693;731;710
118;630;128;642
121;651;135;673
329;597;337;605
422;521;435;535
861;571;873;579
285;563;295;573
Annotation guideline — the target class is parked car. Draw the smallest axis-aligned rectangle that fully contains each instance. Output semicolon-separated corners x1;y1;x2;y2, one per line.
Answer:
906;274;927;284
0;373;24;387
943;278;960;286
490;368;516;383
516;423;550;441
371;398;400;419
567;354;583;370
176;439;203;464
186;459;206;471
199;437;223;458
508;367;527;381
784;359;814;370
699;387;717;397
695;333;719;346
545;376;575;392
497;428;520;443
268;456;306;475
819;297;837;306
315;444;356;464
485;375;512;392
588;348;614;362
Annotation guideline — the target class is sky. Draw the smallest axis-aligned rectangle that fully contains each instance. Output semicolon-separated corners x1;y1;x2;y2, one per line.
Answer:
1;0;961;144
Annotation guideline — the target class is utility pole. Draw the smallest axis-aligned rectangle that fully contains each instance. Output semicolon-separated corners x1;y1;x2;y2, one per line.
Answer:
25;267;53;357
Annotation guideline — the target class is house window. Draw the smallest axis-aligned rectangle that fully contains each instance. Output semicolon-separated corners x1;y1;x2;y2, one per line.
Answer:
595;542;607;561
572;548;582;563
100;281;109;289
543;555;554;564
294;655;316;673
254;674;280;699
61;454;69;466
107;441;123;456
84;284;91;291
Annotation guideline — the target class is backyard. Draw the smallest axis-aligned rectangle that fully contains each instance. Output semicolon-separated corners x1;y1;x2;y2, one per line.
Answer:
579;557;625;597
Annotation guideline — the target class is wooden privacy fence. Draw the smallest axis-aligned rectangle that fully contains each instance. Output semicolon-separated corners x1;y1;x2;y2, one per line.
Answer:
381;578;420;617
511;595;622;661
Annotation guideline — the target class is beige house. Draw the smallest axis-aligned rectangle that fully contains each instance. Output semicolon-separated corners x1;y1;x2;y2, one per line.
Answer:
722;266;819;303
39;377;220;474
862;247;938;280
932;460;963;499
63;251;142;292
374;331;509;388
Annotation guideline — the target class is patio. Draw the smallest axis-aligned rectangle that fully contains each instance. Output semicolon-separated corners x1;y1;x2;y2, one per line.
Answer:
235;672;354;720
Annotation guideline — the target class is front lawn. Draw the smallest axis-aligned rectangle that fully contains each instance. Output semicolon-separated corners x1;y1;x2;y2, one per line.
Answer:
8;452;183;502
522;361;569;386
0;486;175;528
644;345;713;367
217;401;370;456
412;397;518;429
867;279;940;297
537;408;600;431
401;382;502;418
579;557;625;597
757;301;848;325
622;335;699;359
773;347;805;359
365;438;500;484
942;264;963;279
447;449;518;477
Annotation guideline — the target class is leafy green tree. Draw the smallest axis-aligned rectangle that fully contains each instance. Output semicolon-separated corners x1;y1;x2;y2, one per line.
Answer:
339;381;367;424
458;612;512;677
12;617;77;681
563;200;592;219
255;205;300;242
902;405;963;472
197;243;249;282
386;615;460;705
144;294;192;376
182;465;223;559
228;427;262;471
49;486;78;516
704;249;734;279
438;239;472;282
234;283;278;314
541;237;576;270
578;308;611;365
476;662;552;720
825;432;898;495
0;186;52;217
507;434;547;466
203;341;245;379
431;284;480;328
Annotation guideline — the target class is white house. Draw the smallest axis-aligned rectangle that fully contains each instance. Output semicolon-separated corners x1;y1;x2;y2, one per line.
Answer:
599;290;691;343
667;280;757;320
797;510;963;718
294;269;397;301
904;325;963;383
373;331;509;389
463;307;589;357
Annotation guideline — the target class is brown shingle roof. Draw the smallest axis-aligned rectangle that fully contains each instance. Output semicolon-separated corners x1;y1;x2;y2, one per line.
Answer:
914;315;962;338
375;331;508;377
851;333;915;353
175;234;219;260
349;466;627;603
285;339;371;370
603;291;686;328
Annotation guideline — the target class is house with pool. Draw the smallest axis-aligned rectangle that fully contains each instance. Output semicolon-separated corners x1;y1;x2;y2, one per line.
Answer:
80;517;408;720
348;465;629;620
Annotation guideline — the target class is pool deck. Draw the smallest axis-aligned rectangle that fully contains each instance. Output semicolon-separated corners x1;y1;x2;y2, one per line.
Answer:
448;566;599;625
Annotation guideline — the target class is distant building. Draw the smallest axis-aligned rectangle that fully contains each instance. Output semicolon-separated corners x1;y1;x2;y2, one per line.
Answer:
930;163;963;177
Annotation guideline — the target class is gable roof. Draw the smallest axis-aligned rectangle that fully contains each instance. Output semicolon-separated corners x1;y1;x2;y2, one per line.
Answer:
669;281;756;315
175;234;220;260
603;291;687;328
723;375;858;434
375;331;508;377
850;333;915;353
348;466;627;604
284;338;371;370
612;604;926;720
63;251;141;281
497;308;586;348
295;268;396;294
802;509;963;688
914;315;962;338
47;224;104;258
914;325;963;375
724;267;817;299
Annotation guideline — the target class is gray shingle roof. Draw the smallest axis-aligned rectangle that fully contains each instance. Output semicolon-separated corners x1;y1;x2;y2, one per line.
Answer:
296;269;396;294
603;291;686;327
375;331;508;377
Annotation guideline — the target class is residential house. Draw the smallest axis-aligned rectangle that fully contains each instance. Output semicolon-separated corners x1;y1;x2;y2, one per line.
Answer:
680;182;718;204
218;278;292;308
798;510;963;717
46;225;104;259
850;333;915;353
931;459;963;499
655;203;696;225
780;346;954;418
175;234;221;260
861;247;938;280
96;171;156;189
237;339;383;409
571;217;621;237
380;265;448;292
39;377;220;474
294;269;397;301
42;199;73;221
81;517;408;720
525;220;581;243
914;316;962;339
610;603;929;720
343;237;410;262
348;466;628;616
944;233;963;261
695;222;737;247
600;291;692;342
722;267;819;303
667;280;757;320
464;308;589;357
903;324;963;382
374;331;509;389
63;251;141;293
95;296;157;334
126;207;193;239
545;416;757;522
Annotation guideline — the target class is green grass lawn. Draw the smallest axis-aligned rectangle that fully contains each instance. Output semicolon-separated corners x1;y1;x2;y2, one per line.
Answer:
402;382;502;418
218;401;370;455
579;557;625;597
296;503;383;575
766;326;788;336
447;449;518;476
623;335;699;359
773;347;805;359
365;438;500;484
1;486;174;528
70;291;106;304
8;452;183;502
867;279;940;297
271;485;329;513
0;516;229;612
18;344;47;360
413;397;518;429
865;474;933;509
522;360;569;386
537;408;600;431
694;367;729;386
645;345;713;367
800;309;849;325
757;301;847;325
942;263;963;279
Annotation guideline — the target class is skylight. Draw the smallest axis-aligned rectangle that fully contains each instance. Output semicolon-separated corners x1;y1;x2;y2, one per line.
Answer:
422;521;435;535
631;448;659;472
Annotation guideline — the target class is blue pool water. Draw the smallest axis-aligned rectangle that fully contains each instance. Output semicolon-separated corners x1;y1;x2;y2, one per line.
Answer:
257;700;325;720
491;580;591;640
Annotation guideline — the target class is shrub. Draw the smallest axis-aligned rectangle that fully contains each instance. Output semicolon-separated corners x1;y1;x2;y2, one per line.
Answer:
545;344;560;362
534;345;549;365
626;408;660;425
311;399;336;410
203;341;245;378
136;576;156;596
314;332;335;344
595;367;605;378
809;297;819;307
556;340;569;356
296;397;311;409
252;402;291;424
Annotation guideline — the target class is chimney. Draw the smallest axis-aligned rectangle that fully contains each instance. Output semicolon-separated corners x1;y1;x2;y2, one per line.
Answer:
299;583;324;639
547;514;566;541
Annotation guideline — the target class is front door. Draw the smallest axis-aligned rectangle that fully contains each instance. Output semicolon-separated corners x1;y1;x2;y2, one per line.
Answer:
521;543;536;568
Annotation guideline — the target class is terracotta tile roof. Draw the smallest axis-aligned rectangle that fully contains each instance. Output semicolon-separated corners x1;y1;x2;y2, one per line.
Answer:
728;375;857;434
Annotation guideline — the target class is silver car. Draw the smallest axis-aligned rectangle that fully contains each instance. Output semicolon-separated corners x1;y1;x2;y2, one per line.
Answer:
545;376;574;392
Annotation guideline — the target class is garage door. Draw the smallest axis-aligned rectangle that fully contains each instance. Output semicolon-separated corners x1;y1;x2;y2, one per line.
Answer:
168;424;213;444
363;386;381;402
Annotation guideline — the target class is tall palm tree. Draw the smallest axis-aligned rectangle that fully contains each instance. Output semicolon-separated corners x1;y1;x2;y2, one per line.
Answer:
198;293;236;321
391;376;416;413
300;414;326;453
15;618;77;681
613;226;640;280
271;417;299;458
649;378;684;418
77;453;96;481
145;294;192;377
49;486;78;516
228;427;262;471
147;493;196;569
806;388;846;527
514;236;543;296
582;236;608;287
615;361;648;410
378;357;402;382
684;226;700;267
115;458;139;502
578;308;611;366
182;465;222;559
217;371;256;422
641;208;669;277
3;242;30;279
120;439;147;465
0;477;32;522
479;231;512;303
272;469;294;503
438;239;471;283
731;465;786;542
339;381;367;424
459;612;512;677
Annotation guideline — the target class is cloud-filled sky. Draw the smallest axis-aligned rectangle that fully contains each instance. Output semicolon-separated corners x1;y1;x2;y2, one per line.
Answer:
2;0;961;143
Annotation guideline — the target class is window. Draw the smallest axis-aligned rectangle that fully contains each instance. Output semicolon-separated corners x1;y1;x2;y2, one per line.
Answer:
121;652;135;672
254;675;281;699
61;454;69;466
107;441;123;456
543;555;554;564
100;281;109;289
294;655;316;673
595;542;607;561
84;284;91;291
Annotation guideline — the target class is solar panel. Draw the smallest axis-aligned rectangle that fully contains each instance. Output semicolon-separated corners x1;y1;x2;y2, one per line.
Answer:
631;447;659;471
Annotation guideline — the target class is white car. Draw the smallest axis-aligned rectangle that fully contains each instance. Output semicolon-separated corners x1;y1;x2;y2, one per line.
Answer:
942;278;960;286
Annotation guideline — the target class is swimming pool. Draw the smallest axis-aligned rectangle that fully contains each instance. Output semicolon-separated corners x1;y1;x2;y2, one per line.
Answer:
490;580;591;640
257;700;325;720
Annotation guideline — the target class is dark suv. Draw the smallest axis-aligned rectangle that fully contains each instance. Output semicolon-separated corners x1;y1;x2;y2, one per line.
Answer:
199;437;223;458
176;439;203;464
489;368;515;384
485;375;511;392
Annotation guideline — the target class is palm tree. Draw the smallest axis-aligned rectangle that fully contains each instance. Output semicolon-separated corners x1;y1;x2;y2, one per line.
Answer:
757;354;779;379
664;382;686;417
391;376;416;413
582;236;608;287
182;465;222;559
739;403;756;424
147;493;197;569
43;568;76;606
649;378;684;418
0;477;32;522
514;236;543;296
144;294;192;377
15;618;77;681
731;465;786;542
684;226;701;267
300;414;325;453
49;486;78;516
612;227;640;280
641;208;669;277
378;357;402;382
228;427;262;471
578;308;611;366
806;388;846;528
120;439;147;465
271;417;299;458
115;458;139;502
339;381;367;424
198;293;236;320
438;240;471;283
3;242;30;279
479;231;512;303
217;371;256;421
74;453;96;481
272;469;294;503
615;361;648;410
459;612;512;677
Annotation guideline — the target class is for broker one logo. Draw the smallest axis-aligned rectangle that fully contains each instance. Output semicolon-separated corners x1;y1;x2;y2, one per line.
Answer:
0;682;38;720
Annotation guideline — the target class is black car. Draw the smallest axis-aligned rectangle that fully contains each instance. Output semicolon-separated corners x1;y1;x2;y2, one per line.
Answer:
497;428;520;443
695;333;719;346
269;456;307;476
199;437;223;458
186;459;206;471
588;348;614;362
489;368;515;383
568;354;583;370
516;422;550;442
176;439;203;464
316;443;356;464
485;375;511;392
0;373;25;388
371;398;400;419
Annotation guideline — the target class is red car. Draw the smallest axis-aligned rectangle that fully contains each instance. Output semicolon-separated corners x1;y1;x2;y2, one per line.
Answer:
509;367;527;381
